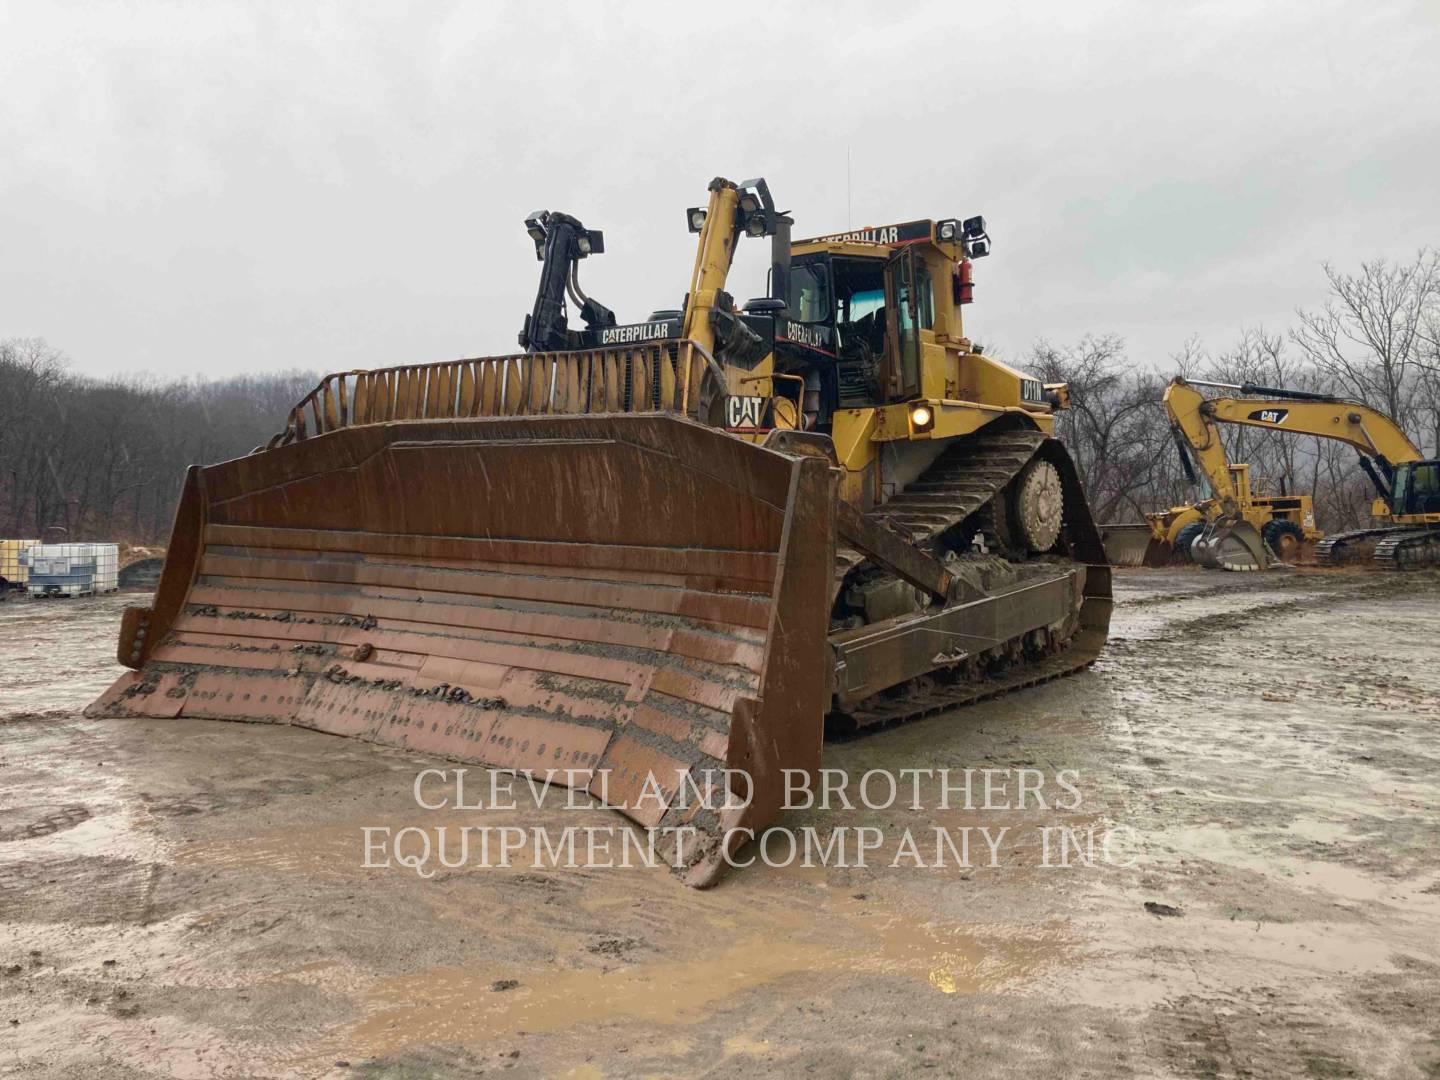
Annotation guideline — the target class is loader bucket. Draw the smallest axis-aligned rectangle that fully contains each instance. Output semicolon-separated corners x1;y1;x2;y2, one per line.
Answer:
1191;516;1270;572
1099;524;1166;568
87;414;837;886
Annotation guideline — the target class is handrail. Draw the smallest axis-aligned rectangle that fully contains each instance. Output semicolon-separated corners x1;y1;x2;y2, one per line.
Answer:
266;339;718;448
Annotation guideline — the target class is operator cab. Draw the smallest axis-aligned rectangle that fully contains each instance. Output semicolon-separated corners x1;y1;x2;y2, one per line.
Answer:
1393;461;1440;516
768;217;989;432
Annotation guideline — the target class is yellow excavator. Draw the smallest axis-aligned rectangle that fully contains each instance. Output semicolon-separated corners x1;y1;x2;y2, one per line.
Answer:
1102;381;1326;568
1163;377;1440;570
88;176;1111;885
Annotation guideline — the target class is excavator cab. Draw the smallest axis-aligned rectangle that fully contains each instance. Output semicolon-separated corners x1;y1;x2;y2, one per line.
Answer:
1393;461;1440;517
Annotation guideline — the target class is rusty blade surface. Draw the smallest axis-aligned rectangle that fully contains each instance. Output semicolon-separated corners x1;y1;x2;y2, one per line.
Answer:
88;414;837;886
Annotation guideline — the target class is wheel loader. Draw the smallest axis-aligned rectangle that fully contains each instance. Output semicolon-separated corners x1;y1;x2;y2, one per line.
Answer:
1100;462;1322;568
1162;377;1440;570
88;176;1112;885
1102;462;1323;569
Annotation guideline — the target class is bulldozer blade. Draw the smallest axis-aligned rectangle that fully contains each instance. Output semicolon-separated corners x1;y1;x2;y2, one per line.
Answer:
87;414;837;886
1099;524;1161;568
1191;518;1270;572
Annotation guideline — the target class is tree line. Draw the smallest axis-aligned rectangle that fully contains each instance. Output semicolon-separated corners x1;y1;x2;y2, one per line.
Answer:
2;248;1437;544
0;340;316;543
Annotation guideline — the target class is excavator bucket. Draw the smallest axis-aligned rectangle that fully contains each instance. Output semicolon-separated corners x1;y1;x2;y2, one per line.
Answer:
1191;516;1270;572
87;412;837;886
1099;524;1167;568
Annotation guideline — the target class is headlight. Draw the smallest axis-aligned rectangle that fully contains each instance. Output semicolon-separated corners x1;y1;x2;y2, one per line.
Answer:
938;220;957;240
910;404;934;430
687;208;707;232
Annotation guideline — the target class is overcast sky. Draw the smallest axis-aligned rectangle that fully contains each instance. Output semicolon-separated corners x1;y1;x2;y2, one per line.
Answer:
2;1;1436;381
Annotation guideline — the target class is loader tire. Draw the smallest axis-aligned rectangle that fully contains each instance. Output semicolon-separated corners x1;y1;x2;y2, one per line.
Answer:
1173;521;1206;562
1262;519;1305;562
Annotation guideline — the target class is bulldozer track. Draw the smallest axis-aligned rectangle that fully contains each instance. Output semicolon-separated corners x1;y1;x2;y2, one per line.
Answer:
830;423;1110;731
867;430;1047;544
835;624;1107;729
833;428;1045;579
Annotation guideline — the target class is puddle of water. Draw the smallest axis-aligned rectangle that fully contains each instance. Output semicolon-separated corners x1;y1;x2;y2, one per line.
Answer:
176;822;377;881
344;937;845;1052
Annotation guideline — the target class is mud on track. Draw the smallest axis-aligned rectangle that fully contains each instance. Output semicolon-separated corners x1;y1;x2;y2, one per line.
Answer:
2;570;1440;1078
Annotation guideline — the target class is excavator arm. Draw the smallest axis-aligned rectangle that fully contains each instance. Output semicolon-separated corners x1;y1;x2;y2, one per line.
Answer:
1162;380;1246;514
1170;378;1422;497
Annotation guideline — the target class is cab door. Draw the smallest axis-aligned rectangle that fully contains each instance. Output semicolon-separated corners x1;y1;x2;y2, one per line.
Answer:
882;247;921;402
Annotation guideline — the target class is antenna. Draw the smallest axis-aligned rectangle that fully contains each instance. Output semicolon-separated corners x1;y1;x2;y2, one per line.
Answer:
846;145;852;228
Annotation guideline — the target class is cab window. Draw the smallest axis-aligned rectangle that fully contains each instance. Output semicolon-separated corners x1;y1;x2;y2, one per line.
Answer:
1399;462;1440;514
787;263;831;323
847;288;885;322
832;258;887;323
914;261;934;329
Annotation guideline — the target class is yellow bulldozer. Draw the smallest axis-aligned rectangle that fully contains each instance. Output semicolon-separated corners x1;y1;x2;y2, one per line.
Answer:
89;176;1112;884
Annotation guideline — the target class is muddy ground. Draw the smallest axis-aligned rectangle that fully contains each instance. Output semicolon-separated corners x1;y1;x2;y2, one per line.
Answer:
2;568;1439;1079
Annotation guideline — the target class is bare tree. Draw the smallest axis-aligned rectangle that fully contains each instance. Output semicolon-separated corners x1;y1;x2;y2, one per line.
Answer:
1029;335;1174;522
0;336;318;542
1291;249;1439;440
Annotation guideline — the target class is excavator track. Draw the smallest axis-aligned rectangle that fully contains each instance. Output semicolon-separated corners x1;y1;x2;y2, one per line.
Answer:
1373;526;1440;570
1315;526;1406;566
829;423;1111;732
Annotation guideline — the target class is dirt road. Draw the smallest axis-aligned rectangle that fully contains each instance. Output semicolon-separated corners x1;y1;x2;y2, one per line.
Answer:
2;569;1439;1078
